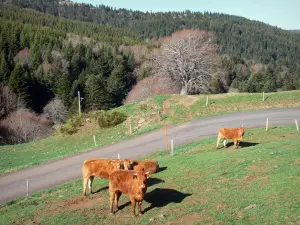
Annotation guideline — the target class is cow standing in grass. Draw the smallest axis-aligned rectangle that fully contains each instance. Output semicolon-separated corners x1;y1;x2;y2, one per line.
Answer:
82;159;124;196
124;159;159;174
109;170;150;216
216;127;246;149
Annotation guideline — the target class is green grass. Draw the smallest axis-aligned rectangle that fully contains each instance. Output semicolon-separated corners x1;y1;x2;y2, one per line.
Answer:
1;125;299;224
0;90;299;174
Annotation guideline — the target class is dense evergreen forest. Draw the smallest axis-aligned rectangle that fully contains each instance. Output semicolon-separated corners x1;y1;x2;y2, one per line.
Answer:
0;4;148;115
1;0;300;115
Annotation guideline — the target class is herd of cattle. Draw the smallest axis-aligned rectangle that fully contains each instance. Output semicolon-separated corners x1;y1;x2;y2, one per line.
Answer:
81;126;246;216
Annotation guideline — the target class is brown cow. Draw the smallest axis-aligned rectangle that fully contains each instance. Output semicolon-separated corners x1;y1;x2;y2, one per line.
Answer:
82;158;124;196
124;159;159;174
216;127;246;149
109;170;150;216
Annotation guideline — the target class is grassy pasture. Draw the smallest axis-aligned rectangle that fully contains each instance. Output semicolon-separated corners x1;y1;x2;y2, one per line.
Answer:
1;125;299;224
0;90;299;174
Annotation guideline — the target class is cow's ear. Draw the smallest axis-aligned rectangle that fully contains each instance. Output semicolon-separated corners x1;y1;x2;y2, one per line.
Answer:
145;171;151;179
133;173;138;179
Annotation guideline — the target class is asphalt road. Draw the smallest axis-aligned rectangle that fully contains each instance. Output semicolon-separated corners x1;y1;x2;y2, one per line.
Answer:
0;108;299;203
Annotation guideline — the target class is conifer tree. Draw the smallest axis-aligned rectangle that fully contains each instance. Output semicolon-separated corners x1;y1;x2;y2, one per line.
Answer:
55;73;72;107
85;74;111;110
9;64;31;107
107;64;128;106
0;52;10;84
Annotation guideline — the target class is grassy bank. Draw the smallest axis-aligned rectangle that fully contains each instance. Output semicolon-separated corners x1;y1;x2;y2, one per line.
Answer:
0;90;299;174
1;125;299;224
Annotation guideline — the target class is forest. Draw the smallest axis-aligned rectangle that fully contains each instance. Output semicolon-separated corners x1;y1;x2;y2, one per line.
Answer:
0;1;300;144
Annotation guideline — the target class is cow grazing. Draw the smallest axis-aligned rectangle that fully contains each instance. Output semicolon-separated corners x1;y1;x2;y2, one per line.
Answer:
216;127;246;149
109;170;150;216
82;158;124;196
124;159;159;174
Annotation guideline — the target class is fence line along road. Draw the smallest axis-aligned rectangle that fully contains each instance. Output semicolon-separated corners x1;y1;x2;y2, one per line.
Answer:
0;108;299;203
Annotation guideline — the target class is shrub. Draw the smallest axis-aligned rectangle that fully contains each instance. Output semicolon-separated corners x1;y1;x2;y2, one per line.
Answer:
43;97;68;125
97;110;127;128
59;114;83;135
0;110;53;144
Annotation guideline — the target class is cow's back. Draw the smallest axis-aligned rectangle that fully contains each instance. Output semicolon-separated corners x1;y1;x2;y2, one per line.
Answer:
83;159;113;179
134;160;159;174
219;128;240;139
109;170;135;194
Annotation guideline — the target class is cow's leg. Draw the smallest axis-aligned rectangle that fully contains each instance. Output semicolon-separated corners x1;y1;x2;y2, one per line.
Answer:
138;201;143;215
88;176;94;194
83;177;89;196
115;191;122;210
216;137;221;149
233;139;237;148
110;191;115;214
130;196;137;217
223;139;227;148
237;140;240;148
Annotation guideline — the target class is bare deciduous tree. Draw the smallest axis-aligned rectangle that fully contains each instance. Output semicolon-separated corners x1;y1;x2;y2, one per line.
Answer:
124;74;180;104
152;29;218;95
0;85;19;119
43;98;68;125
0;110;53;144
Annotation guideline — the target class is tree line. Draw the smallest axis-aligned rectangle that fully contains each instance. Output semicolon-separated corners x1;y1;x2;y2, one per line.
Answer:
8;0;300;91
0;5;146;117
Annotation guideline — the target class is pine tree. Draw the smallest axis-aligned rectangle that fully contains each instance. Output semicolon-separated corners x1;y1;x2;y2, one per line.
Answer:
9;64;31;107
0;52;10;84
107;64;128;106
55;73;72;107
85;74;111;110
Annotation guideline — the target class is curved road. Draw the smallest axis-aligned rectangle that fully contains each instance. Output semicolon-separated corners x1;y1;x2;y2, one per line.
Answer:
0;108;299;203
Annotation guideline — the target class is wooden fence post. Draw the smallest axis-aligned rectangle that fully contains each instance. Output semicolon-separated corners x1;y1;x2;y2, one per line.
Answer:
206;96;209;107
93;135;97;146
27;179;29;197
266;118;269;131
165;125;169;154
295;119;299;132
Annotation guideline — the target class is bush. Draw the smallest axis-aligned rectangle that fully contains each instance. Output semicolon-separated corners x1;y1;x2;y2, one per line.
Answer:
96;110;127;128
43;97;68;125
59;114;83;135
0;110;53;144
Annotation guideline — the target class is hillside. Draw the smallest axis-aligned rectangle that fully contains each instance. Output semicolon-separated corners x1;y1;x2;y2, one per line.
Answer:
0;2;300;146
290;30;300;34
1;91;299;174
1;125;299;224
7;0;300;92
0;4;150;114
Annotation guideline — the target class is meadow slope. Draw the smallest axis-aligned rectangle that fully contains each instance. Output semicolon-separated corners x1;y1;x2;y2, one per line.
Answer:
0;90;299;174
1;125;299;224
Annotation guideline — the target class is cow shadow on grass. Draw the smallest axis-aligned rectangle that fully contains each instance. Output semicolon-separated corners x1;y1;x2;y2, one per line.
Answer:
224;141;259;148
143;188;192;213
92;186;109;194
148;178;165;187
157;166;168;173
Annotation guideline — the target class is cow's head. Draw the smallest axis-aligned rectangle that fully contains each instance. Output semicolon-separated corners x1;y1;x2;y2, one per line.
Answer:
238;127;246;138
132;171;150;192
123;159;137;170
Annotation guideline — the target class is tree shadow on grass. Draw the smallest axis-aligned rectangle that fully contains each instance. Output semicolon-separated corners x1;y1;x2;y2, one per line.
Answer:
143;188;192;213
